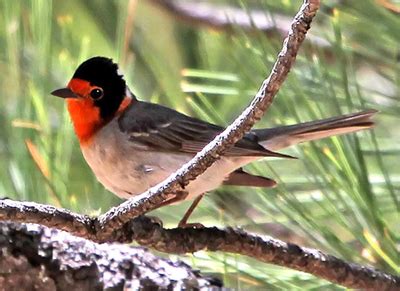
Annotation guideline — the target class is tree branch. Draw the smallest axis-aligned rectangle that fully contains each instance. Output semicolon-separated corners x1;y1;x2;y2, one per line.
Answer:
0;199;399;289
0;221;221;290
0;199;95;239
130;216;400;290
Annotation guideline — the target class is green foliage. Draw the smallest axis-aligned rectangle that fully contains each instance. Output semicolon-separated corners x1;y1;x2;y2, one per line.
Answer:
0;0;398;289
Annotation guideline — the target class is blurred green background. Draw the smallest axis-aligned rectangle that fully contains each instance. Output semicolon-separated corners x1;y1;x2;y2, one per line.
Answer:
0;0;399;289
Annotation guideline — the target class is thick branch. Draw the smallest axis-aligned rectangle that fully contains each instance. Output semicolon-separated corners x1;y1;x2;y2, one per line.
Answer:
1;199;399;289
0;199;95;239
94;0;321;240
130;216;400;290
0;221;221;290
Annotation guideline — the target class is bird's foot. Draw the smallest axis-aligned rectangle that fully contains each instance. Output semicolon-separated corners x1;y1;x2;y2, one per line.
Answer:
145;215;163;228
177;193;206;229
177;221;205;229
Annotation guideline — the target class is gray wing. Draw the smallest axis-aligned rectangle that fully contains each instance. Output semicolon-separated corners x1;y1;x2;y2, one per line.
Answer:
118;101;290;157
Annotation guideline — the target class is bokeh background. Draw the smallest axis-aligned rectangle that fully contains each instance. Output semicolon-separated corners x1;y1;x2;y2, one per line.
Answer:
0;0;399;289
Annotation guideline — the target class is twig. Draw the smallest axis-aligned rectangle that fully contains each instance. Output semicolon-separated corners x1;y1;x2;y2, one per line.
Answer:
0;200;399;289
93;0;321;241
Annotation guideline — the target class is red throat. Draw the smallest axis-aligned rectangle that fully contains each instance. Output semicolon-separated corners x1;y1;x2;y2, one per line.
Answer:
66;78;132;145
67;98;102;145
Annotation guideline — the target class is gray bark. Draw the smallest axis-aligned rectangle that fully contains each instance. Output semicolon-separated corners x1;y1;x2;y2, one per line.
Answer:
0;222;221;290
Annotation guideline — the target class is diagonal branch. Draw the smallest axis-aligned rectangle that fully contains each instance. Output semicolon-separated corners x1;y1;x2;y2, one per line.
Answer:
94;0;321;241
0;199;399;289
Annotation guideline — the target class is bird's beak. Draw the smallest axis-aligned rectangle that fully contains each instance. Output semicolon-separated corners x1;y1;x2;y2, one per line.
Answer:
51;87;78;99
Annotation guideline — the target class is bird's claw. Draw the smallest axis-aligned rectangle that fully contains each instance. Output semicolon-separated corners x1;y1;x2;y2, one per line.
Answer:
177;221;205;229
145;215;163;228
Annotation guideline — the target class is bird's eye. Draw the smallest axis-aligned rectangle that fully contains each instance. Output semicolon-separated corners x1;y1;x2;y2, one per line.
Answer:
90;88;104;100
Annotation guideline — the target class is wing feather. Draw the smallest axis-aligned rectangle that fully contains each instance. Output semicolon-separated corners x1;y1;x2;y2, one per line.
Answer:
118;101;290;157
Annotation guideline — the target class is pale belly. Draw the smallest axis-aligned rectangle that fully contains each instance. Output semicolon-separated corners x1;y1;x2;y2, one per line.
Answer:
81;121;256;200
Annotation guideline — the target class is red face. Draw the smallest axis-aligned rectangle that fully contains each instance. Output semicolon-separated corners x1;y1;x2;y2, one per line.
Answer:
65;78;104;145
51;57;131;145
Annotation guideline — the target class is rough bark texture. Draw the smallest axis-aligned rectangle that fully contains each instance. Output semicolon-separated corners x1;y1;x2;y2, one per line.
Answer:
0;222;221;290
1;200;400;290
127;216;400;290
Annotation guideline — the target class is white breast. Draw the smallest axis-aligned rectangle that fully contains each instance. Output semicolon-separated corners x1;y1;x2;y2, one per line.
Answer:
81;120;257;200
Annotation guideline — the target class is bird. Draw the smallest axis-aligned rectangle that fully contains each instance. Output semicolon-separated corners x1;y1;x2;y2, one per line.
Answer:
51;56;376;227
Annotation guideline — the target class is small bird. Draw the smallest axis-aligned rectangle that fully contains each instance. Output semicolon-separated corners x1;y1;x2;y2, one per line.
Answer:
52;56;376;227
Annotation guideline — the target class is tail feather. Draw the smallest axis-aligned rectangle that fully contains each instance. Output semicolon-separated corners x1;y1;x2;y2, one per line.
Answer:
255;109;377;151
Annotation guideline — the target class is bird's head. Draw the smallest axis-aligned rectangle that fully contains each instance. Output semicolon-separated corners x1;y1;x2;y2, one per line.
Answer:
52;56;133;144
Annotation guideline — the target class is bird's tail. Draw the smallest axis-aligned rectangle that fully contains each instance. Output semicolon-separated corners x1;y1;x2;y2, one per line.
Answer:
254;109;377;151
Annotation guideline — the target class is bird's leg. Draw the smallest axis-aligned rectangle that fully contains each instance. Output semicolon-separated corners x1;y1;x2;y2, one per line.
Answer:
145;191;189;227
149;191;205;228
152;190;189;209
178;193;205;228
